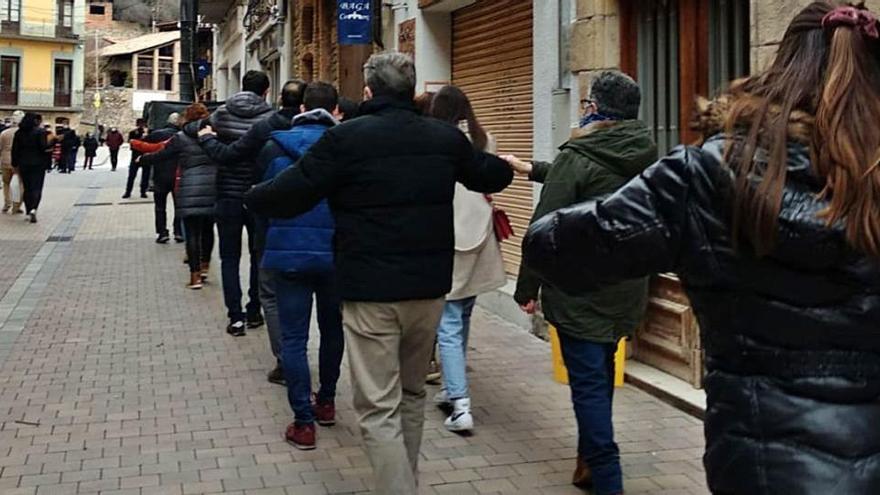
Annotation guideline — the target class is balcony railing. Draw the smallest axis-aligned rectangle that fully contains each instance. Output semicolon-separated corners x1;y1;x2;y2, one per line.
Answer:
0;88;84;109
0;20;80;40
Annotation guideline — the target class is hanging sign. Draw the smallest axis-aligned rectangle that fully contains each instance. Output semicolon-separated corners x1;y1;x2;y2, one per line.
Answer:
338;1;372;45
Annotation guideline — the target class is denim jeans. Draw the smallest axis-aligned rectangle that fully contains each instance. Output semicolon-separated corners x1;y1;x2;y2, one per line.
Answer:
259;268;282;361
436;297;476;400
215;198;260;321
277;271;344;425
557;330;622;495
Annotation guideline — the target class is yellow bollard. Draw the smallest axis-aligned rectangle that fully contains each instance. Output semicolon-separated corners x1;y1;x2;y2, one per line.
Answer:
549;325;627;387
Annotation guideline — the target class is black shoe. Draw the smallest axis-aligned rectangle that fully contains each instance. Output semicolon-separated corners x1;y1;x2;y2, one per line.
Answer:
267;366;285;386
226;320;246;337
156;234;170;244
246;313;265;329
174;234;184;243
140;193;148;199
121;194;131;199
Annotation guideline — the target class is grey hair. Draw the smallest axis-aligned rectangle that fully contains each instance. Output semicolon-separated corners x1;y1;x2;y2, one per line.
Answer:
167;112;180;126
363;52;416;100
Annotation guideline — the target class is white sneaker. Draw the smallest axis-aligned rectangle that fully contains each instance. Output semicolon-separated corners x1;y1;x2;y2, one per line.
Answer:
444;397;473;432
433;389;450;406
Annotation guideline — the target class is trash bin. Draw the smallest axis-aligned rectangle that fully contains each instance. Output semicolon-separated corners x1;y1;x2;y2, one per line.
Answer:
549;325;626;387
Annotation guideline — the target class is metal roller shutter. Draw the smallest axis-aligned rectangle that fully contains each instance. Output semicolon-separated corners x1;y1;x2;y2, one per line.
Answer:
452;0;533;275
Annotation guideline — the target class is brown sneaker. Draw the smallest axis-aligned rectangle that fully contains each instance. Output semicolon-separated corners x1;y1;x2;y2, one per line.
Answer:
573;456;592;489
200;261;210;281
285;422;316;450
314;395;336;426
187;272;203;290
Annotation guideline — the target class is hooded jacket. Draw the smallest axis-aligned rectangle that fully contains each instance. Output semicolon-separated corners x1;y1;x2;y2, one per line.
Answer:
245;97;514;302
209;91;273;200
259;109;337;273
522;95;880;495
200;108;297;181
140;122;216;217
515;120;658;343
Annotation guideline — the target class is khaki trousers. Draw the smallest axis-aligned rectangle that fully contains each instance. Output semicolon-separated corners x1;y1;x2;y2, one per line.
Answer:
1;167;21;211
343;298;445;495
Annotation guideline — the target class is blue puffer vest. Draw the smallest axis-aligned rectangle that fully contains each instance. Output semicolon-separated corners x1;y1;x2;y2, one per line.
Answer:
260;109;337;273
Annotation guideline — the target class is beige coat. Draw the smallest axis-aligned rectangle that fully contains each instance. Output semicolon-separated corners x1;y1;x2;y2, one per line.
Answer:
0;125;17;170
447;132;507;300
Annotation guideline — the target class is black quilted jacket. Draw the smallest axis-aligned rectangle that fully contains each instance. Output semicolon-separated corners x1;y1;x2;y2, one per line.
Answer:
209;91;272;200
522;135;880;495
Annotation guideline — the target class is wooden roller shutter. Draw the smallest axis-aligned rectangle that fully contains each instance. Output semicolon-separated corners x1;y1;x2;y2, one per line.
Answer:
452;0;533;275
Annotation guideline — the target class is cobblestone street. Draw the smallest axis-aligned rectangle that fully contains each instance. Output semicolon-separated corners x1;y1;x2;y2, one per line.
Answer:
0;155;709;495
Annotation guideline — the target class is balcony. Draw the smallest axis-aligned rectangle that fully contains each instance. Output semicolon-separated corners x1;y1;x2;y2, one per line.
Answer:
0;20;80;41
0;88;84;110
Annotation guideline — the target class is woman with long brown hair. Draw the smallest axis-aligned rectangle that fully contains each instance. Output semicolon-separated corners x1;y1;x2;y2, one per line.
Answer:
140;103;217;291
429;85;507;433
519;2;880;493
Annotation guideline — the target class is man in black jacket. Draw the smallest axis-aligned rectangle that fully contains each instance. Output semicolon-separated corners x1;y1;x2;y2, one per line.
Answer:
142;113;182;244
198;78;307;383
123;119;148;198
245;52;513;494
209;70;273;336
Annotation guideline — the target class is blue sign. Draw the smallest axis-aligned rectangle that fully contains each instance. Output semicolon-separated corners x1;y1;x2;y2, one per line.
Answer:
338;1;371;45
196;59;212;81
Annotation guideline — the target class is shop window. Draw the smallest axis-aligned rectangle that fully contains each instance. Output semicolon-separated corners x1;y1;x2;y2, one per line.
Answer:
54;59;73;107
0;56;19;105
622;0;750;151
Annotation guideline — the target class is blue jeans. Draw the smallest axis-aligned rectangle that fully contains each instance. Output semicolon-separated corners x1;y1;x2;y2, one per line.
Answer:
557;330;622;495
437;297;476;399
215;198;260;321
277;271;345;425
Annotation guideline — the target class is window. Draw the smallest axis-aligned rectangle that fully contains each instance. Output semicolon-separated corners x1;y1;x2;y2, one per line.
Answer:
0;56;19;105
158;44;174;57
54;60;73;107
622;0;750;152
137;55;154;90
302;6;314;44
1;0;20;24
59;0;73;27
89;4;104;15
158;59;174;91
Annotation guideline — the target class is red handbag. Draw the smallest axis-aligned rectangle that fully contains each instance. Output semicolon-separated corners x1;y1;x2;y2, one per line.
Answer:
486;195;514;241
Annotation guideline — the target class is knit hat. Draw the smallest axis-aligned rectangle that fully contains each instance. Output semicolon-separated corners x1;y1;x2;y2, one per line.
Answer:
590;71;641;120
11;110;24;125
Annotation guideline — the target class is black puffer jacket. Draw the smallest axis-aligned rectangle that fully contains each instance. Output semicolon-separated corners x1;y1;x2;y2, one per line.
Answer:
209;91;272;200
140;122;216;217
523;131;880;494
144;124;180;190
245;97;514;302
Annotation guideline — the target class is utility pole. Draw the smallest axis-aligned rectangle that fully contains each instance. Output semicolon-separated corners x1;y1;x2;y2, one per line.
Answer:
94;29;101;135
179;0;197;102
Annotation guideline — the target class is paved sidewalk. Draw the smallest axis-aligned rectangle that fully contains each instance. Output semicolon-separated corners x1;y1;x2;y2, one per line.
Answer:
0;162;708;495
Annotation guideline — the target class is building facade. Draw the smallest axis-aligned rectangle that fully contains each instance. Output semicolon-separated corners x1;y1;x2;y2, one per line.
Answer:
0;0;86;126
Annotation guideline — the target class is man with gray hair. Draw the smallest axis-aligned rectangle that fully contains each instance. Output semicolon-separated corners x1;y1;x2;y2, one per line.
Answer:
246;52;513;493
133;112;183;243
505;70;657;495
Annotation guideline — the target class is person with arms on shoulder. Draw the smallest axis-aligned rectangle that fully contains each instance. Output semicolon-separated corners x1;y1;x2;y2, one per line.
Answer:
246;52;513;494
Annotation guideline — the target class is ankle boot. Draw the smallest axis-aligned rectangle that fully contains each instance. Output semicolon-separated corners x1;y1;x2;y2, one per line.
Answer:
187;272;203;290
572;456;592;488
200;261;209;281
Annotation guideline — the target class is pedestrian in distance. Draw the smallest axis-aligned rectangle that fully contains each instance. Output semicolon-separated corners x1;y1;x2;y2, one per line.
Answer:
246;51;513;495
82;133;98;170
254;81;344;451
105;127;124;171
428;85;508;434
62;127;80;174
0;110;24;214
198;78;309;384
521;3;880;494
506;70;658;495
12;113;49;224
139;104;217;290
205;70;273;337
123;118;149;198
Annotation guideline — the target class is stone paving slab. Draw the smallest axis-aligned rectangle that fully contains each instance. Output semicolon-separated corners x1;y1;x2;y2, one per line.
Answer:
0;164;709;495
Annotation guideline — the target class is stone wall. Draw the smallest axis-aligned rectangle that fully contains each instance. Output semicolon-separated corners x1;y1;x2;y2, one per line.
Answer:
80;87;137;135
